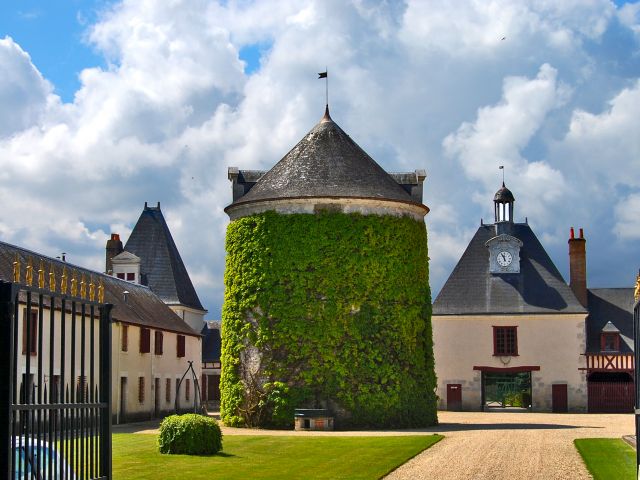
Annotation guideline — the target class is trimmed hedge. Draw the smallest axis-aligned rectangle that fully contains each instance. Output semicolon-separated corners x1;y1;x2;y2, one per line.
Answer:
158;414;223;455
220;211;438;429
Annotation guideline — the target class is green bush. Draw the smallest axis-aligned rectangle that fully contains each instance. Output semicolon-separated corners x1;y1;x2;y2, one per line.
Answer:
220;211;438;429
158;414;223;455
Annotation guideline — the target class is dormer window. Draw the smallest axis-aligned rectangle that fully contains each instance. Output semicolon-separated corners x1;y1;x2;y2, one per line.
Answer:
601;333;620;352
111;250;142;284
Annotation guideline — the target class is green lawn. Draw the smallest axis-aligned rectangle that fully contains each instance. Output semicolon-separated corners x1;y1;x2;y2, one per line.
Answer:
574;438;636;480
113;433;442;480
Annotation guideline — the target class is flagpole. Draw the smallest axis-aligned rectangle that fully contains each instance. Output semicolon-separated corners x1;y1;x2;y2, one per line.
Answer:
326;67;329;107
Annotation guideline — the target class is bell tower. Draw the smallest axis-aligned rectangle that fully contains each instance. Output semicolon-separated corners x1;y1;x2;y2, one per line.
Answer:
494;182;515;223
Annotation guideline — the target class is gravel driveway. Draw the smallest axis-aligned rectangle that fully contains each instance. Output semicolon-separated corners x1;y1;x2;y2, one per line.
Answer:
385;411;635;480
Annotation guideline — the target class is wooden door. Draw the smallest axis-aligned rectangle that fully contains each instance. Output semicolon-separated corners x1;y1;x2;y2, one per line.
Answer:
154;378;161;417
447;384;462;411
119;377;127;423
552;384;568;413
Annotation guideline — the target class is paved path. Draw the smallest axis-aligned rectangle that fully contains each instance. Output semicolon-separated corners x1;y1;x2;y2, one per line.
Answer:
385;411;634;480
113;411;634;479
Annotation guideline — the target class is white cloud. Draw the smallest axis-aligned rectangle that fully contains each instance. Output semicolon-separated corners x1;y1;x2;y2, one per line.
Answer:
615;193;640;239
0;0;639;313
0;37;57;138
443;64;569;223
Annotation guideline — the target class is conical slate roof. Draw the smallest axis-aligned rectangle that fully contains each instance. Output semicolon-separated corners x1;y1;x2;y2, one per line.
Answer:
233;107;416;205
124;204;205;312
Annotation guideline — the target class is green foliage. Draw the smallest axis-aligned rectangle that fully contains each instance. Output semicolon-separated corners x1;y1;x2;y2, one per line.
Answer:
220;211;438;428
158;414;223;455
575;438;636;480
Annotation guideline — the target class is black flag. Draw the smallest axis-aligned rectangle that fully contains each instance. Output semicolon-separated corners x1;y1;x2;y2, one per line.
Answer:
318;71;327;79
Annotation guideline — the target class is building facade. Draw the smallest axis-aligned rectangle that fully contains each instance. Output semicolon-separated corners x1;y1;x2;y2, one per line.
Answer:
433;184;635;413
2;240;202;425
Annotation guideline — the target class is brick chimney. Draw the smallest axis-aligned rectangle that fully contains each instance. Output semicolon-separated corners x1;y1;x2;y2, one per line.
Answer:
105;233;123;274
568;227;587;307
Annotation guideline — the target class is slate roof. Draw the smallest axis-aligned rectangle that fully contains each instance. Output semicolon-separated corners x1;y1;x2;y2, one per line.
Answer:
586;288;634;353
201;322;221;362
433;223;587;315
226;107;419;209
124;204;205;312
0;240;199;336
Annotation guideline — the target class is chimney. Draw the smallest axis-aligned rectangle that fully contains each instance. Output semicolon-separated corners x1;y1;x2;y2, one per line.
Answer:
568;227;587;307
105;233;123;274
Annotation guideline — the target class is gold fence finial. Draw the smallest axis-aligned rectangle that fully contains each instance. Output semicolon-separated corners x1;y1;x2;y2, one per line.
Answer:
635;271;640;303
89;277;96;301
98;280;105;304
70;270;78;297
49;263;56;293
61;266;68;295
25;257;34;286
80;273;86;299
13;254;21;283
38;259;45;289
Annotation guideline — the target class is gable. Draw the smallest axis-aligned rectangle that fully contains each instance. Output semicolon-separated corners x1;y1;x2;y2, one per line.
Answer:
433;223;587;315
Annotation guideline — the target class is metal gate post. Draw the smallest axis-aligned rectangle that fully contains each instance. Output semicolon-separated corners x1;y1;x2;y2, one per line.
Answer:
0;281;18;480
633;295;640;479
100;303;113;479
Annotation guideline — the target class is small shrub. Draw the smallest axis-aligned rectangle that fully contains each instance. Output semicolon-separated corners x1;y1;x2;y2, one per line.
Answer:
158;414;223;455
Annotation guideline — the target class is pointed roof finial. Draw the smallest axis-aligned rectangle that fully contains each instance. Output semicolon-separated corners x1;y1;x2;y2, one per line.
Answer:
321;104;332;123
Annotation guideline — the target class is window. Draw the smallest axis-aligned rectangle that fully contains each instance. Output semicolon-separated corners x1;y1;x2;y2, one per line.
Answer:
493;326;518;356
185;379;191;402
121;325;129;352
22;309;38;355
126;272;135;281
166;378;171;403
601;333;620;352
116;273;125;279
154;331;163;355
177;335;185;358
140;328;151;353
138;377;145;404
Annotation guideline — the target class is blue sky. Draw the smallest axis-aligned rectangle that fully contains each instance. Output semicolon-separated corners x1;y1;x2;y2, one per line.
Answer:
0;0;639;317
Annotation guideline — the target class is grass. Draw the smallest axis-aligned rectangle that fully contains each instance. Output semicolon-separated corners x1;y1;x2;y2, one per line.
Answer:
574;438;636;480
113;433;443;480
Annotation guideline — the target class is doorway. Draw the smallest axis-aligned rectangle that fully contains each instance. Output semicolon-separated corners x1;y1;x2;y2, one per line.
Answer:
446;384;462;411
119;377;127;424
482;371;532;410
154;378;161;418
552;384;568;413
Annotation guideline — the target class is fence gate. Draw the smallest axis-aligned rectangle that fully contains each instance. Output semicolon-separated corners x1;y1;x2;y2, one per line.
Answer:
0;262;113;480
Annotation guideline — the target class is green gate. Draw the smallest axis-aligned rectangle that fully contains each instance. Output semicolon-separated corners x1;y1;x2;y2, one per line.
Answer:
483;372;532;408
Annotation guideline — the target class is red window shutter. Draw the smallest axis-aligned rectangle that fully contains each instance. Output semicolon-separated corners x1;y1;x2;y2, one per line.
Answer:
140;328;150;353
155;331;163;355
166;378;171;403
116;273;125;279
185;379;190;401
177;335;185;358
126;272;135;281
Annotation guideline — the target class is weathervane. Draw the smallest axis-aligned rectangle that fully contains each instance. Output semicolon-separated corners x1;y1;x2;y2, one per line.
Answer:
499;165;505;185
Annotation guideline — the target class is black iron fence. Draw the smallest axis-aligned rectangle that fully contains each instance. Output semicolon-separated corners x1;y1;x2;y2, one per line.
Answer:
0;260;113;480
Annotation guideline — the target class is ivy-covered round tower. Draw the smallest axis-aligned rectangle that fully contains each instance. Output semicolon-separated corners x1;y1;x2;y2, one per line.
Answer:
221;106;437;428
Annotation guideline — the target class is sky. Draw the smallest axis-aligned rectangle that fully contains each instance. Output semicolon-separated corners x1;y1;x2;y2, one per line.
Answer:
0;0;639;319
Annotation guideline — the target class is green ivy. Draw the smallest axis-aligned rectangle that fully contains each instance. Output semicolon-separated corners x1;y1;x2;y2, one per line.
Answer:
220;210;438;428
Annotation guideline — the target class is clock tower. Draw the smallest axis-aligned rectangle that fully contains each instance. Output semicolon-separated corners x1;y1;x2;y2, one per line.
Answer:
486;182;522;274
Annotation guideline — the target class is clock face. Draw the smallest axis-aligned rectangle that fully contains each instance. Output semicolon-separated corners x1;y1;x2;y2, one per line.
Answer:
497;251;513;267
